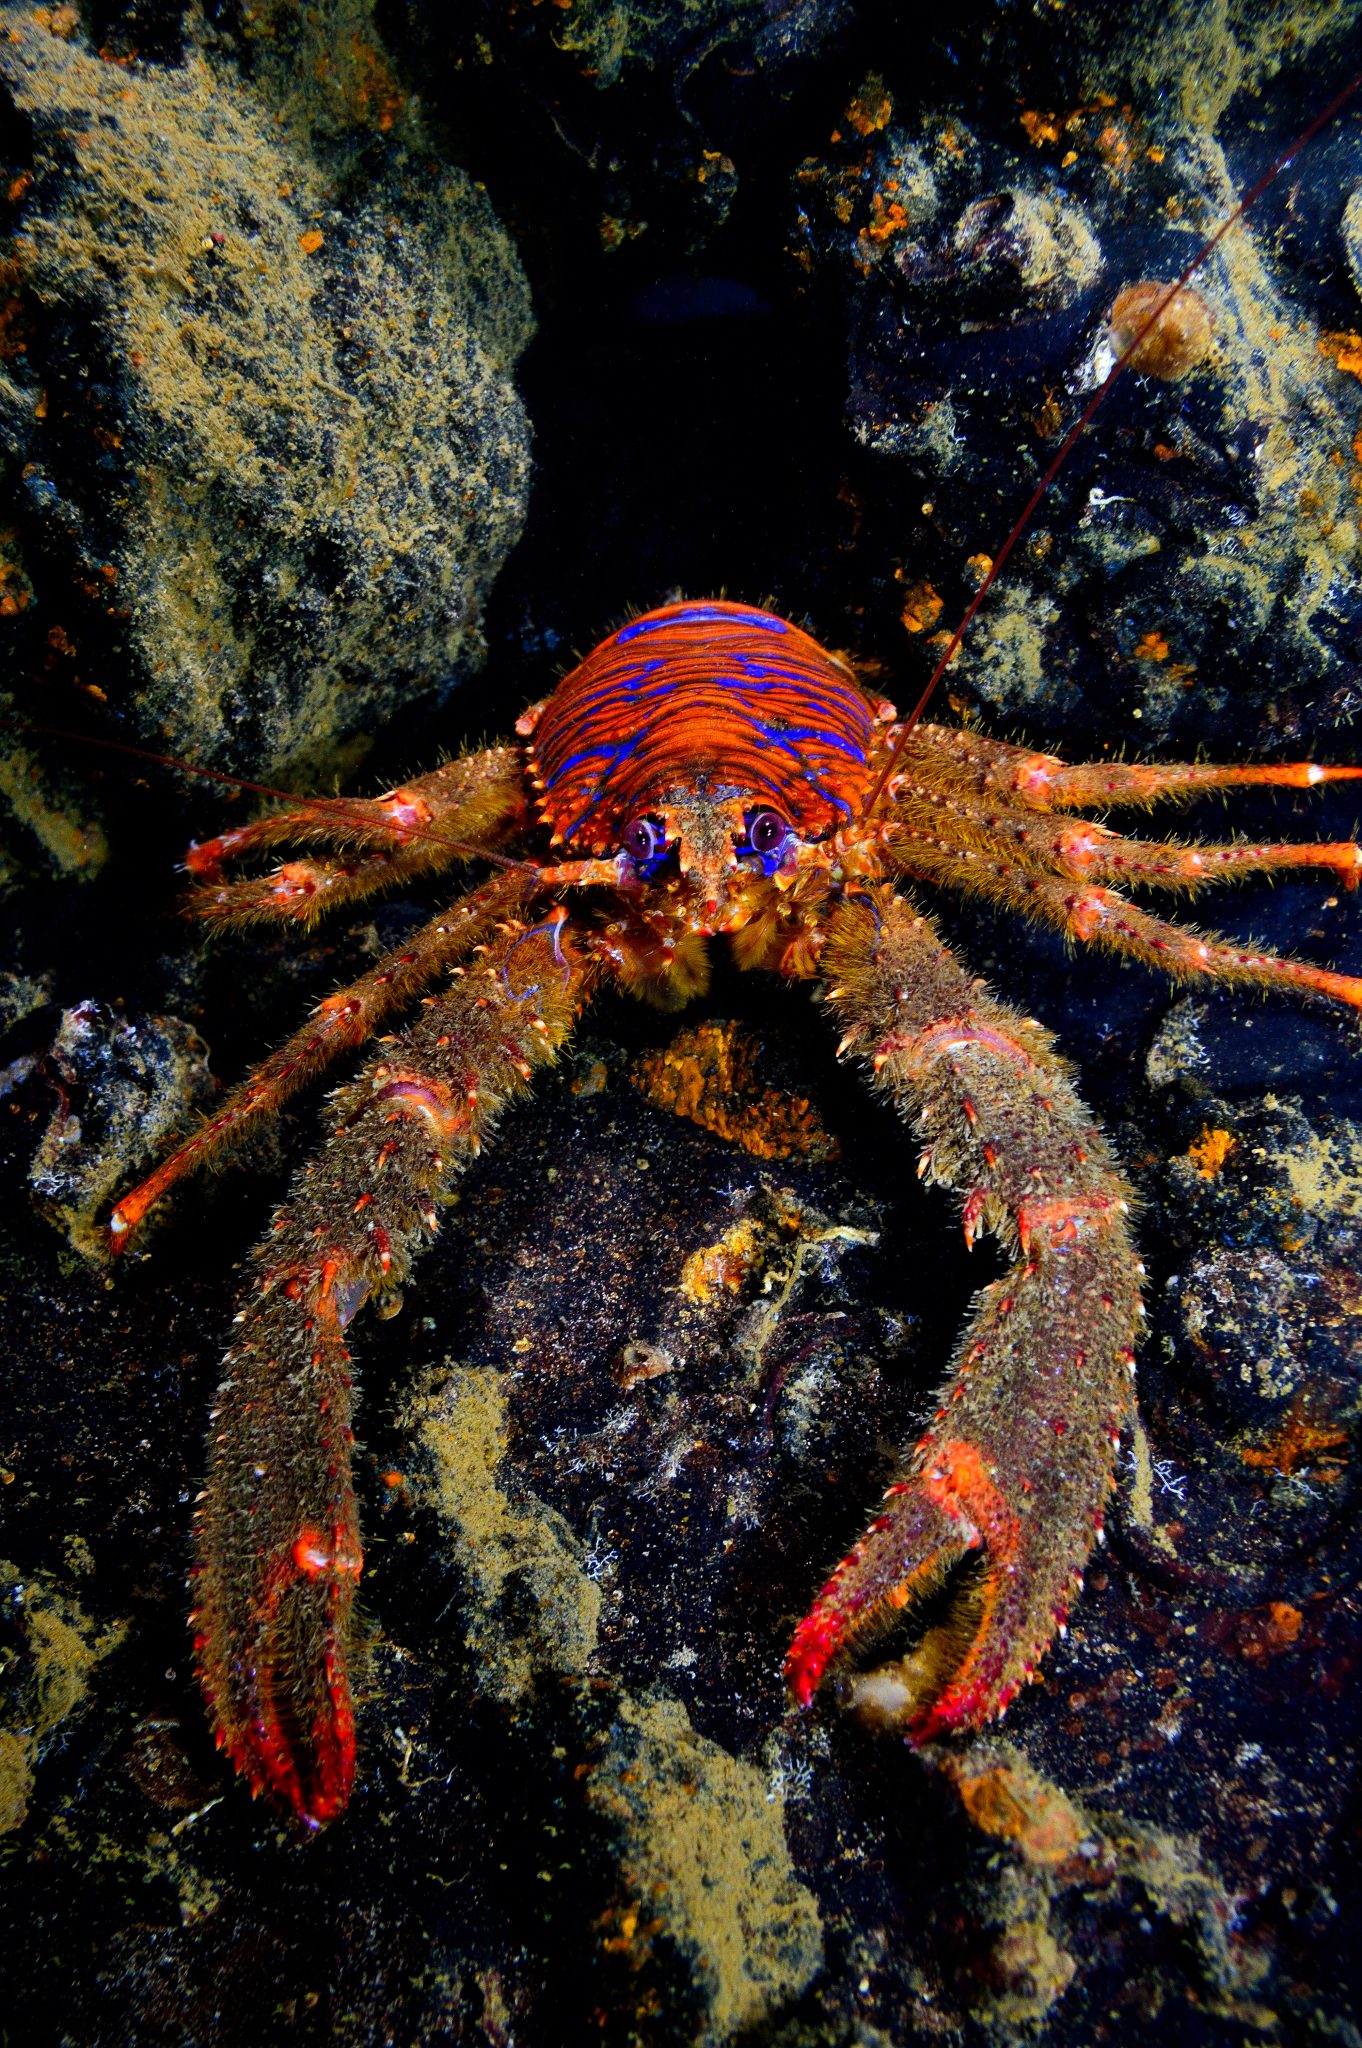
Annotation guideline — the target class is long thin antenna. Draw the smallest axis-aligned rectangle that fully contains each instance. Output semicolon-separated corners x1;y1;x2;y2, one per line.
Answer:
863;64;1362;815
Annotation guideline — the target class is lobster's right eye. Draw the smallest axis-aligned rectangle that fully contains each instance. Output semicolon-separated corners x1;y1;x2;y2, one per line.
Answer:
621;817;666;866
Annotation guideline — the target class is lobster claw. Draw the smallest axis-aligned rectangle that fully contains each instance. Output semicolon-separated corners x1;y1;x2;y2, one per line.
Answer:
785;1438;1036;1739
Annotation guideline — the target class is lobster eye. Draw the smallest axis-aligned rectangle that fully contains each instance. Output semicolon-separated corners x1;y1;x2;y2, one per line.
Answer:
621;817;665;865
747;809;788;856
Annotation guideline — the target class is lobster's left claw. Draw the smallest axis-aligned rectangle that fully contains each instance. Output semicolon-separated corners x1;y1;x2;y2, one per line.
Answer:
786;1479;974;1715
785;1437;1063;1739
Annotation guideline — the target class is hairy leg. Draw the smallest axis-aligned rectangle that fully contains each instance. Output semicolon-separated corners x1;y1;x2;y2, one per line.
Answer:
786;891;1141;1734
192;916;598;1825
186;747;530;925
186;746;527;873
906;723;1362;811
109;871;537;1250
883;801;1362;894
881;829;1362;1009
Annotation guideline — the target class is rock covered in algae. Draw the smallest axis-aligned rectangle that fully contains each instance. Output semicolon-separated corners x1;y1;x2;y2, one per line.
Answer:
401;1361;604;1705
451;0;842;94
0;699;108;895
0;1559;127;1835
404;1358;824;2041
0;1;533;800
583;1691;823;2043
1151;1090;1362;1514
789;5;1362;755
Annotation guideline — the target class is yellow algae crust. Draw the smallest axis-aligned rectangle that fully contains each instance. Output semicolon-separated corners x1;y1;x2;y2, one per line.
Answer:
586;1692;822;2043
1278;1119;1362;1220
402;1362;601;1704
0;1561;127;1833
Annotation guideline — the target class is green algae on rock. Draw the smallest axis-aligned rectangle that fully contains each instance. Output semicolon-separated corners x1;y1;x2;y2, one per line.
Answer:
584;1692;823;2045
0;3;533;785
0;1560;127;1835
404;1360;603;1705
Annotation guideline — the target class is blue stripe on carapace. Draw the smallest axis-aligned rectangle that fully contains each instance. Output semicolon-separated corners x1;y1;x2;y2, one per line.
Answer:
617;602;790;643
528;599;882;852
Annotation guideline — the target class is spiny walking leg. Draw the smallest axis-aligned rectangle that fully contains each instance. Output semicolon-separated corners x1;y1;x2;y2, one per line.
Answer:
786;891;1141;1734
186;746;526;885
191;919;597;1826
883;797;1362;894
882;829;1362;1009
109;871;537;1250
905;723;1362;811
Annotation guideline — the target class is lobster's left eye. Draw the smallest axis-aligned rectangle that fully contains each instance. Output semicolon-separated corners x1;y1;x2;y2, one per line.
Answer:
746;809;789;856
621;817;666;865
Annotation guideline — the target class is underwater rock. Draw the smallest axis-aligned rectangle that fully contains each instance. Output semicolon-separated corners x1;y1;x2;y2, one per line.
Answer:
583;1690;823;2043
438;0;842;95
28;998;213;1259
400;1338;827;2041
1174;1240;1320;1415
0;705;108;893
1344;184;1362;298
0;2;533;793
1144;1093;1362;1560
0;1560;127;1834
1144;990;1358;1099
403;1360;603;1706
1161;1092;1362;1267
789;9;1362;755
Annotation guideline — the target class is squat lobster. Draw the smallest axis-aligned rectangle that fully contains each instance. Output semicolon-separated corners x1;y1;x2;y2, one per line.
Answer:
107;597;1362;1828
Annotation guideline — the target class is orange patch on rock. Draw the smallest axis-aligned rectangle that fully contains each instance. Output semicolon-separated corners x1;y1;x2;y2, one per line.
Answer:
1185;1126;1236;1179
679;1220;762;1305
33;6;79;38
0;526;32;615
1019;109;1063;146
897;578;944;635
1231;1600;1304;1663
859;192;911;249
346;33;405;134
945;1753;1085;1868
1241;1401;1349;1482
0;255;31;362
1321;330;1362;380
632;1020;838;1163
845;78;892;137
